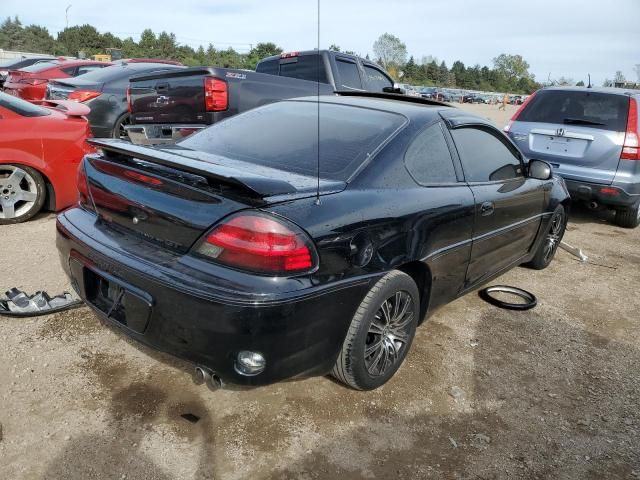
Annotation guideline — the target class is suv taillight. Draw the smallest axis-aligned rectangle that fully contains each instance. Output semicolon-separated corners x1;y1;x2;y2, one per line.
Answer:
204;77;228;112
621;97;639;161
504;90;538;132
195;213;318;275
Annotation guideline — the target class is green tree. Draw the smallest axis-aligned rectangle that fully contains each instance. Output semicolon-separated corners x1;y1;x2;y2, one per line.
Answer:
372;33;407;71
329;44;340;52
576;80;585;87
22;25;55;53
0;16;25;50
492;53;533;89
57;25;105;56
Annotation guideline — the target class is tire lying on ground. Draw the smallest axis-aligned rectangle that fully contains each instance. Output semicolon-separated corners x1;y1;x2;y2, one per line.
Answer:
332;270;420;390
0;164;47;224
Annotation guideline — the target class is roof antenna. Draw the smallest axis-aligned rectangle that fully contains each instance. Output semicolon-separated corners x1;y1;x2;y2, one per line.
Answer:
587;73;592;88
315;0;321;206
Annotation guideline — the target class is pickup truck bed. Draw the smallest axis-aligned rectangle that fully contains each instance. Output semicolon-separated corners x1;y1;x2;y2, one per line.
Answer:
126;50;395;145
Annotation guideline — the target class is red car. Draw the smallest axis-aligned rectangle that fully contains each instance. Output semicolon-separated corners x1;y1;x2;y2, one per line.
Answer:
3;59;111;101
0;92;94;224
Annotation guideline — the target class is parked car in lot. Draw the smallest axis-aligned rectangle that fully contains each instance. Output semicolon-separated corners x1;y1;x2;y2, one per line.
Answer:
57;92;569;390
126;50;395;145
47;61;184;139
0;56;55;88
2;59;111;101
505;86;640;227
0;92;94;224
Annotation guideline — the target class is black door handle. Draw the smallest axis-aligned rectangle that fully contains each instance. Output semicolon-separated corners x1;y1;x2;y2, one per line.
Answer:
480;201;495;216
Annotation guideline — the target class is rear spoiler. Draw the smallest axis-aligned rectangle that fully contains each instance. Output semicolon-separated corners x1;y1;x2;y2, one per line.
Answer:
88;138;298;198
34;100;91;118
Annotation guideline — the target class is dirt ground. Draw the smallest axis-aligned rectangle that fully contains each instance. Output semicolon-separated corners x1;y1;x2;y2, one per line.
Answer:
1;103;639;480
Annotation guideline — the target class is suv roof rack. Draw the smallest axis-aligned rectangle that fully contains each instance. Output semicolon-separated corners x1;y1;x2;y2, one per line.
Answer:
335;91;452;108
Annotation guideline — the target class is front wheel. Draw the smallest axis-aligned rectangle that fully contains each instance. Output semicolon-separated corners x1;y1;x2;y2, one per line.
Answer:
526;204;567;270
0;164;46;224
332;270;419;390
614;201;640;229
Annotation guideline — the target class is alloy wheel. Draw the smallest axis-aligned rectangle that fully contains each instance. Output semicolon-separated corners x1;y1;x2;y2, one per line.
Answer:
117;115;131;140
543;210;564;263
365;291;415;377
0;166;38;220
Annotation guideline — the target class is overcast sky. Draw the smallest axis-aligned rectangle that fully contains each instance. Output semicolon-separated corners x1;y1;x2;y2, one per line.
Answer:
3;0;639;85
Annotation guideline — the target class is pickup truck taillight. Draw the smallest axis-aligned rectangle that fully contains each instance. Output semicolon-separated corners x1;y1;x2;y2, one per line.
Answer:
621;97;639;161
204;77;228;112
126;87;132;112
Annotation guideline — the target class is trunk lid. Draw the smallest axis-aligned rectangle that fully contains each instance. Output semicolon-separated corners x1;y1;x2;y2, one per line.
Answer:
129;67;212;125
509;90;629;184
84;139;344;253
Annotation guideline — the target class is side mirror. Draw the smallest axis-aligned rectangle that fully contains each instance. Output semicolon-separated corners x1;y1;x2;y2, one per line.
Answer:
528;159;552;180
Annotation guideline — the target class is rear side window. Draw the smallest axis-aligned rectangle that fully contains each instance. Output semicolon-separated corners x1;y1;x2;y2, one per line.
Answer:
255;59;279;75
451;127;523;182
61;66;77;75
363;65;393;92
518;90;629;132
336;59;362;90
76;65;105;76
179;100;405;181
405;123;457;184
0;92;50;117
278;55;328;84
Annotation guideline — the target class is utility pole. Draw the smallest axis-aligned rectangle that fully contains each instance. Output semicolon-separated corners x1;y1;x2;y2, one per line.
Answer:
65;5;72;29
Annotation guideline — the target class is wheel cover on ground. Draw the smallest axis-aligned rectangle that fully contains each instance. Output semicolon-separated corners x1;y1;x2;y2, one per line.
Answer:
0;166;38;220
365;291;414;377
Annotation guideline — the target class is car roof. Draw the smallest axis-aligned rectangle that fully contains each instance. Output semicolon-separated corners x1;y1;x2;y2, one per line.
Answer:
541;86;640;97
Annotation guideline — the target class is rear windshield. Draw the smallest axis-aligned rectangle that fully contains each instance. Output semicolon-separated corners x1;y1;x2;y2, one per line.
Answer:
70;63;181;83
257;55;329;84
0;92;50;117
518;90;629;132
19;61;60;73
179;100;405;181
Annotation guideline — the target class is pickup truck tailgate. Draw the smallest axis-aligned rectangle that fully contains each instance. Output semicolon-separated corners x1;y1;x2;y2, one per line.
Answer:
129;68;210;125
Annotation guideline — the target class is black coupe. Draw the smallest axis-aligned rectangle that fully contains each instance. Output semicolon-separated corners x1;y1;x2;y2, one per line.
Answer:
56;93;569;390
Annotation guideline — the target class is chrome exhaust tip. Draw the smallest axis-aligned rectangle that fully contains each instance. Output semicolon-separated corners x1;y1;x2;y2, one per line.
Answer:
207;373;223;391
192;366;210;386
588;201;599;210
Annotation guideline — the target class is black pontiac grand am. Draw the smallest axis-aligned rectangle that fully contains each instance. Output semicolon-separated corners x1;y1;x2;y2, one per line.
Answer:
56;93;570;390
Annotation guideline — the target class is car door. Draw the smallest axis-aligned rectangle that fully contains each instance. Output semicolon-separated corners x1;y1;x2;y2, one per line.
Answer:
448;124;545;287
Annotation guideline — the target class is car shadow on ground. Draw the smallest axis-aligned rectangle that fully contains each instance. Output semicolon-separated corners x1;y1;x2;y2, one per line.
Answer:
565;201;616;226
40;300;640;479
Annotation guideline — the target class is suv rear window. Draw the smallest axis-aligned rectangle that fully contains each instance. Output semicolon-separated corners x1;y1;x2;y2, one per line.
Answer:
179;100;405;181
518;90;629;132
0;92;50;117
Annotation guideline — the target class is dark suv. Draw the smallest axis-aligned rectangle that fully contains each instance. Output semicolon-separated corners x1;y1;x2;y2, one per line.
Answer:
505;87;640;227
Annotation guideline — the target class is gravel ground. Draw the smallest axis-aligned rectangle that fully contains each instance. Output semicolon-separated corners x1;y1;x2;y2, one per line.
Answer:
1;103;639;479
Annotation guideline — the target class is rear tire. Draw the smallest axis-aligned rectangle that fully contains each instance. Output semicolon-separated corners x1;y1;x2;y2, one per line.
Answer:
526;204;567;270
332;270;419;390
614;202;640;229
112;112;131;140
0;164;46;224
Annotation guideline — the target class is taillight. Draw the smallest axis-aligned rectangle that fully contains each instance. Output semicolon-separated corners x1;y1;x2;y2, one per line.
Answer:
77;160;94;211
126;87;132;112
204;77;228;112
195;213;318;275
504;90;538;132
19;78;47;85
68;90;101;103
621;97;639;161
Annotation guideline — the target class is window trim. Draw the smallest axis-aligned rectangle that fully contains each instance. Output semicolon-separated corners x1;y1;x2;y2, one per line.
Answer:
448;124;526;185
403;121;462;186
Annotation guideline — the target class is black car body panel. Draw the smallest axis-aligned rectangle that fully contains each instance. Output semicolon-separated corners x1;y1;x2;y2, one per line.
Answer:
56;95;569;386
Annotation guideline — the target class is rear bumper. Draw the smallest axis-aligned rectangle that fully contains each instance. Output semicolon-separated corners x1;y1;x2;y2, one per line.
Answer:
56;208;374;386
565;179;640;208
125;124;206;145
